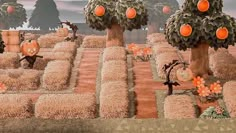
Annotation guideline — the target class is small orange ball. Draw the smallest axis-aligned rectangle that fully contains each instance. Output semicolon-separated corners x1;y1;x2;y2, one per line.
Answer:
216;27;229;40
126;8;137;19
197;0;210;12
180;24;192;37
163;6;171;14
94;5;105;17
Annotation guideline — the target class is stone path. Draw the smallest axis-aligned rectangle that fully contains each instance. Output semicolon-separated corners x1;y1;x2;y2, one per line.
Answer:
74;49;102;94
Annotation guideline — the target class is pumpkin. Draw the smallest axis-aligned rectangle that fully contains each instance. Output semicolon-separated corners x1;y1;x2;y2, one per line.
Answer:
180;24;192;37
94;5;105;17
163;6;171;14
197;0;209;12
216;27;228;40
126;8;136;19
56;27;69;37
20;40;40;56
176;68;193;81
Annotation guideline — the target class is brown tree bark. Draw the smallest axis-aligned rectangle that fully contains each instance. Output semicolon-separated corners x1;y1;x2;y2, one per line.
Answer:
147;22;159;35
189;43;213;78
106;23;124;47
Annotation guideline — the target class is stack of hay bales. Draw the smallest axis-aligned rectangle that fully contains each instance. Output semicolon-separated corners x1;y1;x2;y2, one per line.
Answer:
0;52;20;69
147;33;166;44
209;48;236;79
164;95;196;119
21;51;74;70
35;94;96;119
100;47;129;118
0;94;33;118
153;42;183;80
0;69;41;90
38;33;65;48
42;60;72;91
1;30;21;52
52;41;77;56
223;81;236;117
24;33;40;40
81;35;106;48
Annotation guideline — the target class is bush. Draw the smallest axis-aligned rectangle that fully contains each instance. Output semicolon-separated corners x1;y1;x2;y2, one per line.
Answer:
164;95;196;119
100;81;129;118
0;52;20;69
103;46;126;62
0;69;41;90
35;94;96;119
223;81;236;117
81;35;106;48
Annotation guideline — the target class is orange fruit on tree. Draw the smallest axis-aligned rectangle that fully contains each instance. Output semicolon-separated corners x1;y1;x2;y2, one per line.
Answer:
197;0;210;12
216;27;229;40
94;5;105;17
126;7;137;19
180;24;192;37
163;6;171;14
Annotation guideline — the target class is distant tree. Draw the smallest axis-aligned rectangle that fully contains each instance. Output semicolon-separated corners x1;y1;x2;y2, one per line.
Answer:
28;0;61;31
0;0;27;29
144;0;179;34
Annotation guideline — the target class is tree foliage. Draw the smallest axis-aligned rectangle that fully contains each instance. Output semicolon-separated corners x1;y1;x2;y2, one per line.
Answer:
0;0;27;29
84;0;148;31
165;0;236;51
28;0;61;30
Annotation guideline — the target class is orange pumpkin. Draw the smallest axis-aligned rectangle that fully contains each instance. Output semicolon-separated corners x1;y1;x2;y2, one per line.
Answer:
56;27;69;37
197;0;210;12
216;27;228;40
0;83;7;94
176;68;193;81
95;5;105;17
163;6;171;14
126;8;136;19
180;24;192;37
20;40;40;56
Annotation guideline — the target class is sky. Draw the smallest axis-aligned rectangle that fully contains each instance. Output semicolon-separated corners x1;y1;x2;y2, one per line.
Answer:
15;0;236;30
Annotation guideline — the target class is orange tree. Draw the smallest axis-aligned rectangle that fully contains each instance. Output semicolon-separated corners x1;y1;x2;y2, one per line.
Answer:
0;0;27;29
144;0;179;34
84;0;148;47
164;0;236;78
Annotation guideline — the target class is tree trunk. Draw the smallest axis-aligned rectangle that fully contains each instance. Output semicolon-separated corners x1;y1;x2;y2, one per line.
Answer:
106;24;124;47
147;22;159;35
189;43;213;78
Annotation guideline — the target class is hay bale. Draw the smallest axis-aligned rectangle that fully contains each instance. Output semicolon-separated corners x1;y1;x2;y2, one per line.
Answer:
155;52;182;80
153;45;177;56
208;48;228;56
21;52;74;70
212;64;236;80
0;94;33;118
223;81;236;117
164;95;196;119
101;60;127;83
38;33;65;48
43;60;71;91
100;81;129;118
35;94;96;119
52;41;77;55
24;33;39;40
209;50;236;69
0;69;41;90
0;52;20;69
81;35;106;48
103;46;126;62
147;33;166;43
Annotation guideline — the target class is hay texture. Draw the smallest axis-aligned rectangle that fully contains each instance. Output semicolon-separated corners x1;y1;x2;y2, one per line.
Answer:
35;94;96;119
43;60;71;91
155;52;182;80
0;94;33;118
21;52;74;70
0;69;41;90
164;95;196;119
38;33;65;48
101;60;127;83
103;46;126;62
100;81;129;118
24;33;40;40
223;81;236;117
0;52;20;69
153;43;177;56
209;51;236;80
147;33;166;44
52;41;77;56
81;35;106;48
